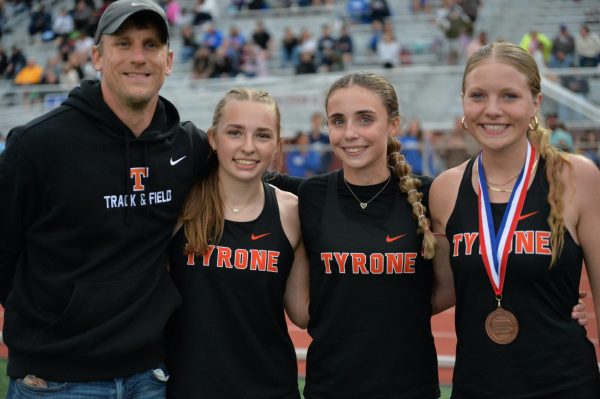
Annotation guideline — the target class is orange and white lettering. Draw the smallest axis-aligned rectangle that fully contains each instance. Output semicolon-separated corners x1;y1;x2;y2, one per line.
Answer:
514;231;535;254
234;249;249;270
370;253;384;274
216;247;233;268
202;245;216;266
464;232;478;256
321;253;333;274
186;253;195;266
130;167;149;192
453;234;463;257
267;251;279;273
351;253;368;274
535;231;552;255
403;253;417;273
249;249;267;271
385;253;404;274
334;252;349;274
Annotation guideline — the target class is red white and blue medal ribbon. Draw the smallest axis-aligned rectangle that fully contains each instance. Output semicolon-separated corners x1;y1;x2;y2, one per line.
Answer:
478;142;535;344
477;141;536;296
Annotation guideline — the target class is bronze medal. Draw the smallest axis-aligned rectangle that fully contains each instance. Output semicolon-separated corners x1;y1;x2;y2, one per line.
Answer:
485;307;519;344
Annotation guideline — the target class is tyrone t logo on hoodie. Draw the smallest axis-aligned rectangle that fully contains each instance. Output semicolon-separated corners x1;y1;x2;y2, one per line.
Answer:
103;166;173;209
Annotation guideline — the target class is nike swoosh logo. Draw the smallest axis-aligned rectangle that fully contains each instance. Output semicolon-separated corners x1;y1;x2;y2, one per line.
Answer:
386;233;406;243
518;210;539;221
170;156;187;166
251;233;271;241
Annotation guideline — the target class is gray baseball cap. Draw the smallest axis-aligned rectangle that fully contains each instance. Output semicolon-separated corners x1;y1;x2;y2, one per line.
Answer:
94;0;169;44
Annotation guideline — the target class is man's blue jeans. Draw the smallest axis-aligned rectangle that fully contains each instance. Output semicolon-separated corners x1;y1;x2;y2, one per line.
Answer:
6;365;169;398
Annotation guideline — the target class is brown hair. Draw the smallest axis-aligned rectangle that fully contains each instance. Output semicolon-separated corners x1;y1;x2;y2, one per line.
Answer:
325;72;436;259
182;87;282;255
463;41;570;266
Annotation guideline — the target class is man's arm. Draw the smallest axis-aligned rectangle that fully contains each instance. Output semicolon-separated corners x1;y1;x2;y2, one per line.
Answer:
0;131;37;305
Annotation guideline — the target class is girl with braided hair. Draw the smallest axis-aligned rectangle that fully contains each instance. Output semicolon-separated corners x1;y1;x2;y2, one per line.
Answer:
298;71;454;399
430;41;600;398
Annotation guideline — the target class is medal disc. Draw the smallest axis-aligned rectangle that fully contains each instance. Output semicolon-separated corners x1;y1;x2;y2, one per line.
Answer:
485;307;519;344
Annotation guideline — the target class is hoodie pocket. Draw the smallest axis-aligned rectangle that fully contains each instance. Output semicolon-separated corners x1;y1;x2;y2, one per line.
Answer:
44;269;158;336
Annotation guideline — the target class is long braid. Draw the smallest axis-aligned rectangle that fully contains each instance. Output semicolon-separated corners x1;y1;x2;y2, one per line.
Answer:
528;123;571;266
388;136;436;259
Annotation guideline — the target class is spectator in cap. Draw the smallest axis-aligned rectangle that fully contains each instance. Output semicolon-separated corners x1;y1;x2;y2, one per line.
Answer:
550;24;575;68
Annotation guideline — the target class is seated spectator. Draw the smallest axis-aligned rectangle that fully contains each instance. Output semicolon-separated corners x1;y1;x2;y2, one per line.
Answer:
0;134;5;153
211;44;237;78
436;0;471;64
466;30;487;59
377;30;400;68
285;132;321;177
336;24;354;65
180;25;199;63
41;68;59;84
317;24;337;71
14;57;43;85
239;42;268;78
550;24;575;68
4;46;26;80
368;0;391;23
307;111;331;174
396;118;424;175
252;20;272;57
226;25;247;68
545;112;574;152
165;0;182;26
459;0;481;23
295;51;317;74
53;8;75;40
579;130;600;167
519;28;552;65
28;4;52;41
0;46;7;77
201;22;223;52
346;0;370;24
550;122;575;152
575;24;600;67
72;0;94;34
280;26;299;68
192;0;217;26
192;46;215;79
368;19;384;53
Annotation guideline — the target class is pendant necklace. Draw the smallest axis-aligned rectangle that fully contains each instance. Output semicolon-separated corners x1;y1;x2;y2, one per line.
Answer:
343;174;392;210
478;158;538;194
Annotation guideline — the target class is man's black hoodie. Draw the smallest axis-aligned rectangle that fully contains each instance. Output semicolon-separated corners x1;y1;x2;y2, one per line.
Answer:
0;80;211;381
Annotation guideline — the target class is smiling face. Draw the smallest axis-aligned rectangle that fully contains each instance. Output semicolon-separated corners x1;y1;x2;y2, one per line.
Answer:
92;18;173;113
326;84;399;181
209;99;279;183
462;60;541;153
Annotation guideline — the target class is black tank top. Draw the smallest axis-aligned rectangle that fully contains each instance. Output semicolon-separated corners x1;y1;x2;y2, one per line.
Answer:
300;170;439;399
166;183;299;399
447;157;599;398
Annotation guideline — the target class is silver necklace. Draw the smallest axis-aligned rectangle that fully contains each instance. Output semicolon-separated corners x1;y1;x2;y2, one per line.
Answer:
343;174;392;210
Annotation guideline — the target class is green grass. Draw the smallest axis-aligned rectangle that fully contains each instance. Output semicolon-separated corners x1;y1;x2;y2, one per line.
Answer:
0;361;451;398
0;359;7;395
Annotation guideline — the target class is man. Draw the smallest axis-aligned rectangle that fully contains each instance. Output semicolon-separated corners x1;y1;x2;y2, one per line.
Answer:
0;0;212;397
